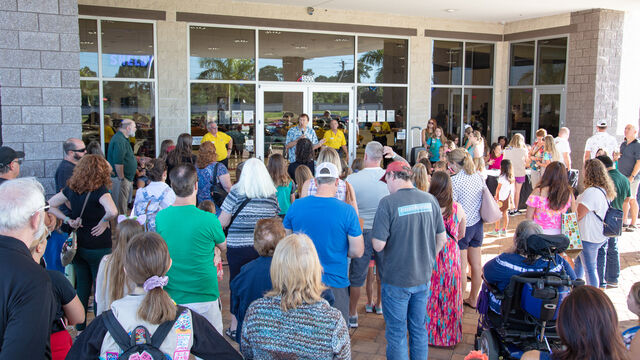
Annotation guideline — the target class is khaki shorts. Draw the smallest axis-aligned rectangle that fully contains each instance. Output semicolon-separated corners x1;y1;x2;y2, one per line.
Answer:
631;177;640;198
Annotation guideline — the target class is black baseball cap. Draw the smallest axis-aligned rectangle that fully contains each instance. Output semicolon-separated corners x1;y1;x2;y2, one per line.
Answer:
0;146;25;167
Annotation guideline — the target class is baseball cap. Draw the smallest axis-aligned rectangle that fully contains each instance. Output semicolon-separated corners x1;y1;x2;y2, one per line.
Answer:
315;162;339;179
597;120;608;127
380;160;412;183
0;146;25;167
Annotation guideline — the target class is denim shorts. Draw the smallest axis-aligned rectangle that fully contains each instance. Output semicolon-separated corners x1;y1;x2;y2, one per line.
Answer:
458;220;484;250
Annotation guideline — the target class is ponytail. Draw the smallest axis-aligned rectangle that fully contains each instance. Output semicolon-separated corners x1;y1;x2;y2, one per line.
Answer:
446;148;475;175
125;233;177;324
462;151;475;175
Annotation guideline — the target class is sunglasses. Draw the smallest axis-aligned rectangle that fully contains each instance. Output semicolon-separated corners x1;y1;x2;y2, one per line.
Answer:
11;159;23;165
30;204;50;217
71;148;86;153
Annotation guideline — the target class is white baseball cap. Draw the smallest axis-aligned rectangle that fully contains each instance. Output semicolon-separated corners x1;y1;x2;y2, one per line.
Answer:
597;120;608;127
315;162;339;179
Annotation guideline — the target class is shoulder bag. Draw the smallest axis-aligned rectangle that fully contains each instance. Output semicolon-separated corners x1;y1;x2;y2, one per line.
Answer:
224;197;251;237
480;182;502;224
210;163;228;208
60;191;91;267
594;187;623;237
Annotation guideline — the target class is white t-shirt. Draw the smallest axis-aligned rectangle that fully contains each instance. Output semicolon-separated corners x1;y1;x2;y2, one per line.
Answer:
497;175;513;201
554;137;571;164
577;187;609;243
346;167;389;230
584;132;619;159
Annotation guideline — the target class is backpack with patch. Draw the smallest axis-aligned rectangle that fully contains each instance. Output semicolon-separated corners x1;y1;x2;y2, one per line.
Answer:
133;187;171;232
102;307;183;360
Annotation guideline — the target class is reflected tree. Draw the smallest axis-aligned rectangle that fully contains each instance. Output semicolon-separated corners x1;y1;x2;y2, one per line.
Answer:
197;58;255;80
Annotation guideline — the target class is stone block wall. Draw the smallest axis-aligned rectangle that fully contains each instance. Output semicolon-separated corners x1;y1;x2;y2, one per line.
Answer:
0;0;82;194
566;9;624;166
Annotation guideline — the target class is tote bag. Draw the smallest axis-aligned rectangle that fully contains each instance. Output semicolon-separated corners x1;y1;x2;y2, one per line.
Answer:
481;184;502;224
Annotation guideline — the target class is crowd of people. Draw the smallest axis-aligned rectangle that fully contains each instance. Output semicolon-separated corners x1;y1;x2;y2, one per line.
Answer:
0;114;639;360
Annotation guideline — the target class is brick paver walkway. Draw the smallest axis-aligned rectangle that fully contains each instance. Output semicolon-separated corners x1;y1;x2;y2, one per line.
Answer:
217;214;640;359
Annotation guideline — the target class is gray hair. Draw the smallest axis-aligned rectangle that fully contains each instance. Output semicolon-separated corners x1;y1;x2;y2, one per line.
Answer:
365;141;383;160
233;158;276;198
513;220;543;260
0;178;45;233
63;138;78;155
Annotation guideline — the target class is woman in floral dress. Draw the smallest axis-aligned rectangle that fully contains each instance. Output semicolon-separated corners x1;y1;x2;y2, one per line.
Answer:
426;171;467;346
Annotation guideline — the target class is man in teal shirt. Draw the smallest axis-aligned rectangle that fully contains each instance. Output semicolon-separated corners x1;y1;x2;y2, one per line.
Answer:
156;163;227;333
596;155;630;288
107;119;137;214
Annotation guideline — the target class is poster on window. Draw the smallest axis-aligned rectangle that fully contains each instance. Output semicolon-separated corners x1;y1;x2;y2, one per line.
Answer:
232;111;242;124
357;110;367;123
386;110;395;123
243;110;254;124
206;111;217;123
218;111;230;125
367;110;376;123
377;110;386;122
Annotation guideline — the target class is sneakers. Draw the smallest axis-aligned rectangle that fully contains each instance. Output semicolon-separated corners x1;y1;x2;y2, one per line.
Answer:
607;282;619;288
365;304;374;313
487;230;500;236
349;315;358;328
375;304;383;315
499;229;507;237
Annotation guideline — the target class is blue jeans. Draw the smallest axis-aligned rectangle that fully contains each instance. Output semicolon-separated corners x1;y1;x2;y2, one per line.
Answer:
381;282;430;360
574;240;606;288
597;237;620;286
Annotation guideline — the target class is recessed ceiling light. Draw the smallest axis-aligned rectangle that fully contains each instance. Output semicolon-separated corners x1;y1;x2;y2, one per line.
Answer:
335;38;349;42
234;39;249;44
208;47;219;51
265;30;281;35
445;9;457;13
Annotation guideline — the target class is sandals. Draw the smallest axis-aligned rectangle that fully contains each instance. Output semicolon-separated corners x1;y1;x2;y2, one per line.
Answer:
463;299;477;310
224;327;237;342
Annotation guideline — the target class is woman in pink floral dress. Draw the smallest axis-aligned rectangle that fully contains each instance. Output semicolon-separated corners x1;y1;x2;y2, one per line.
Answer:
426;171;467;346
526;162;576;235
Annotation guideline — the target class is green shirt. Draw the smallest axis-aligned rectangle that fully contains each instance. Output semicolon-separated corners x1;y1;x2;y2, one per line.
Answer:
608;169;631;210
107;131;137;181
156;205;225;304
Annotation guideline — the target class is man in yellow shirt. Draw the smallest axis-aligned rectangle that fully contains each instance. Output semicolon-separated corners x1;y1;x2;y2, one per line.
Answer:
201;121;233;167
323;118;348;158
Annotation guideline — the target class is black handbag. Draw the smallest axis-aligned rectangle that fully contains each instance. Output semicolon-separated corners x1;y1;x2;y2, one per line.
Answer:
209;163;228;208
594;187;623;237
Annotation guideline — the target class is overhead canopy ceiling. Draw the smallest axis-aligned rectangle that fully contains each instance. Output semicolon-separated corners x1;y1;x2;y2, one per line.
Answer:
236;0;640;23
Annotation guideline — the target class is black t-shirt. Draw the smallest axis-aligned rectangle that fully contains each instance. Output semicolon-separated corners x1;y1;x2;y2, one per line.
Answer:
62;185;111;249
287;161;315;181
48;270;76;333
55;160;75;192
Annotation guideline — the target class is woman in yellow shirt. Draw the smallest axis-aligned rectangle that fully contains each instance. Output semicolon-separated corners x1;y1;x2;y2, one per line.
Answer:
322;119;347;157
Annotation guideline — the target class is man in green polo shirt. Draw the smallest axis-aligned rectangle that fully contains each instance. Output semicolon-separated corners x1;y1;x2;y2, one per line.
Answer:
156;163;227;333
595;155;630;289
107;119;137;214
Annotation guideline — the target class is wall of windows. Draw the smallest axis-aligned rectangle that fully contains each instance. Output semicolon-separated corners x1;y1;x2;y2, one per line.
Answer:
431;40;494;143
79;18;157;157
507;37;567;143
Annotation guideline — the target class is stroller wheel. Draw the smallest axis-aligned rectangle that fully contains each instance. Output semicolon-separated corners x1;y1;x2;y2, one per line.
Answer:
479;329;500;360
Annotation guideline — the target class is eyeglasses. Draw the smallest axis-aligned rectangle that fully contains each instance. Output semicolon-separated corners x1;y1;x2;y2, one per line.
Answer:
12;159;23;165
71;148;86;153
30;204;50;217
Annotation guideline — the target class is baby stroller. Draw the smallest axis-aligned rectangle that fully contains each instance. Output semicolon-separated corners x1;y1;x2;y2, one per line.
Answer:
474;234;585;359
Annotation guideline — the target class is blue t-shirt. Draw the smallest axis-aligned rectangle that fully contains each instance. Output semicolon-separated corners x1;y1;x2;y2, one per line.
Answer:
427;137;442;162
283;196;362;288
483;252;576;314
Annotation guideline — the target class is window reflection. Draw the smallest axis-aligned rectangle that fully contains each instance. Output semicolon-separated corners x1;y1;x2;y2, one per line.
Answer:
509;41;535;86
79;19;98;77
432;41;463;85
258;31;354;82
464;88;492;139
103;81;155;157
189;27;255;80
81;80;100;146
357;37;408;84
464;43;494;86
536;38;567;85
508;88;533;143
430;88;462;142
101;21;154;79
357;86;406;163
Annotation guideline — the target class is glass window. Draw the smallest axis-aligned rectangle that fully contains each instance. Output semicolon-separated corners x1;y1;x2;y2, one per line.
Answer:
101;21;154;78
258;30;354;82
464;88;493;139
80;80;100;146
508;88;533;143
189;27;255;80
509;41;534;86
190;83;256;160
357;37;408;84
357;86;407;161
79;19;98;77
538;93;562;136
430;87;462;142
432;41;463;85
464;43;494;86
536;38;567;85
103;81;155;157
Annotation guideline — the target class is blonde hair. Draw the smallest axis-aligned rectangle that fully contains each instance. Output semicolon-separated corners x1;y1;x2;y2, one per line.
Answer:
474;157;485;172
125;233;176;324
583;159;617;200
267;153;291;187
317;147;342;174
233;158;277;198
103;219;144;309
416;150;429;162
447;148;475;175
509;133;526;149
536;128;547;138
411;163;429;192
294;165;313;197
543;135;562;162
266;234;326;311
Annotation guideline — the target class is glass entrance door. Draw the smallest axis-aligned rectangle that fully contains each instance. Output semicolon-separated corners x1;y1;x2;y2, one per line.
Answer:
536;90;564;137
257;85;354;162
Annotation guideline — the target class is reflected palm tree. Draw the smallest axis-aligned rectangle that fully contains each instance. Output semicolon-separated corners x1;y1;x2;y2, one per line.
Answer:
198;58;255;80
359;49;384;82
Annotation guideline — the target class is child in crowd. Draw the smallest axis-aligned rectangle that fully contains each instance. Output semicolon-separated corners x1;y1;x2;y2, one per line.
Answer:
135;156;152;189
433;160;448;172
416;150;429;164
340;159;352;179
540;135;562;170
487;143;503;170
426;126;446;163
412;163;430;192
267;154;295;217
95;219;144;315
489;160;514;237
67;232;241;359
198;200;224;281
474;157;487;180
294;165;313;199
351;158;364;173
440;140;456;162
419;158;433;175
624;281;640;356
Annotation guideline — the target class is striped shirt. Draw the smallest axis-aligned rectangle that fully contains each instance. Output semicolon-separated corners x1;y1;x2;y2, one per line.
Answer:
241;296;350;359
220;188;279;248
307;178;347;201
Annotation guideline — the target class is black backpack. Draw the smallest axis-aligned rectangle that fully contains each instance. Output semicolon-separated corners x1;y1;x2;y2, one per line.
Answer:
103;307;185;360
